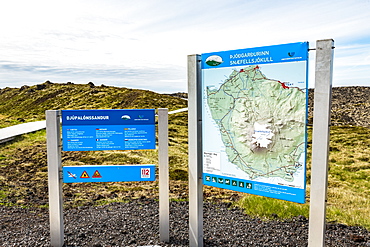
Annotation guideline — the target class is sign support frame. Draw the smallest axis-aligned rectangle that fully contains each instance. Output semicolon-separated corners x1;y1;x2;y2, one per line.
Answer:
188;54;203;247
46;110;64;247
47;109;169;247
308;39;334;247
188;39;334;247
158;108;169;242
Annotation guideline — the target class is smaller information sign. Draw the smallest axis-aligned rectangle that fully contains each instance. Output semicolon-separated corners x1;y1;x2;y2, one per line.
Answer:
62;109;155;151
63;165;156;183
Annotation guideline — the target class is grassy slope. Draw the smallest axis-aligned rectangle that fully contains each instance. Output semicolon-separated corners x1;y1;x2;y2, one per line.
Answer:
0;82;369;229
0;81;187;128
0;82;189;207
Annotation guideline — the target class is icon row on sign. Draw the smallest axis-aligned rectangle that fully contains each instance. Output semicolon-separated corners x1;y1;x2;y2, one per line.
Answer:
205;176;252;189
67;170;102;179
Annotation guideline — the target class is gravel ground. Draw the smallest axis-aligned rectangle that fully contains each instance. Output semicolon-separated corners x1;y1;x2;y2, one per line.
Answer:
1;199;369;247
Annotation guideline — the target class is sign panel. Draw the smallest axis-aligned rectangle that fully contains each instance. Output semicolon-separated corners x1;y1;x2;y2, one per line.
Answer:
62;109;155;151
63;164;156;183
201;42;308;203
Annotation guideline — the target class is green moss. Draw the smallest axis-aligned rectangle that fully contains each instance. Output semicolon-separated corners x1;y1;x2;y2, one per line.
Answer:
0;82;187;127
169;169;188;181
236;195;310;220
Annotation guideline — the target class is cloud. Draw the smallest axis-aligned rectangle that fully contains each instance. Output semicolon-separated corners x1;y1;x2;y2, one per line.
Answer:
0;0;369;93
332;43;370;86
0;61;186;93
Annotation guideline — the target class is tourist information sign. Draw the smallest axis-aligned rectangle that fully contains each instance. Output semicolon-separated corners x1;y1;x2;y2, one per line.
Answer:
62;109;155;151
201;42;309;203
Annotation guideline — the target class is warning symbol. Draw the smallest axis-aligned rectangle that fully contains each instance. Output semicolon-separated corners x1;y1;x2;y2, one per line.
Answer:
80;171;90;178
92;170;102;178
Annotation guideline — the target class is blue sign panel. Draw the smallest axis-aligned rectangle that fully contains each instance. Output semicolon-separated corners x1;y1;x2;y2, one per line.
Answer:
63;165;156;183
202;42;308;69
203;174;305;204
201;42;308;204
62;109;156;151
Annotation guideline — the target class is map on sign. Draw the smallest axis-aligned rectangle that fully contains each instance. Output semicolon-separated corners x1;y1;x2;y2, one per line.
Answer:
201;42;308;203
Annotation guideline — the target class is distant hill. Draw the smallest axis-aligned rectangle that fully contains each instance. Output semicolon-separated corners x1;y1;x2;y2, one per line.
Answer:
165;86;370;128
0;81;188;128
0;82;368;128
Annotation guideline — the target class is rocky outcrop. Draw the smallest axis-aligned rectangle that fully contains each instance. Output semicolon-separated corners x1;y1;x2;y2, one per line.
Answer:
308;86;369;127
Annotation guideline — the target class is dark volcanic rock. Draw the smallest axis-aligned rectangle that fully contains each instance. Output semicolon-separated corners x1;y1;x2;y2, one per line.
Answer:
0;201;369;246
308;86;370;127
175;86;370;127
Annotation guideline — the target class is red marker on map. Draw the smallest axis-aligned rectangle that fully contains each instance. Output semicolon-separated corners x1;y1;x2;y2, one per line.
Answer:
278;81;290;89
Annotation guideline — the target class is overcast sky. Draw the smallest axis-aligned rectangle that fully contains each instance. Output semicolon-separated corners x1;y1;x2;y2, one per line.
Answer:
1;0;369;93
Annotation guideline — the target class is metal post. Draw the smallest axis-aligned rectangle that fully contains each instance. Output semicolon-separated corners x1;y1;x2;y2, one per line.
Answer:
188;54;203;247
46;110;64;247
308;39;334;247
158;108;169;242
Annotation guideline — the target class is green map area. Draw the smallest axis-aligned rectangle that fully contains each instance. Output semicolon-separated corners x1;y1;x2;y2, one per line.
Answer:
206;65;306;182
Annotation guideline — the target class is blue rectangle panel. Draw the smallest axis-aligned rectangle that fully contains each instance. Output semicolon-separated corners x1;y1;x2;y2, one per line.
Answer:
62;109;155;126
203;173;305;204
62;124;156;151
61;109;156;151
63;165;156;183
202;42;309;69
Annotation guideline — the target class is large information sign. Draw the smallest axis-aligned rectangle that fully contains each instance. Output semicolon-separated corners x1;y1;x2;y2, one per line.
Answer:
62;109;155;151
201;42;308;203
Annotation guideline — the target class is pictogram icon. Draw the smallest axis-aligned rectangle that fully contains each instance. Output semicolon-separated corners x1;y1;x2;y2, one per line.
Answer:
80;171;90;178
92;170;102;178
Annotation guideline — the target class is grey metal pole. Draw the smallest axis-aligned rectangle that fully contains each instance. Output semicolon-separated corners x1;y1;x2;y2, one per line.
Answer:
158;108;169;242
46;110;64;247
308;39;334;247
188;54;203;247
